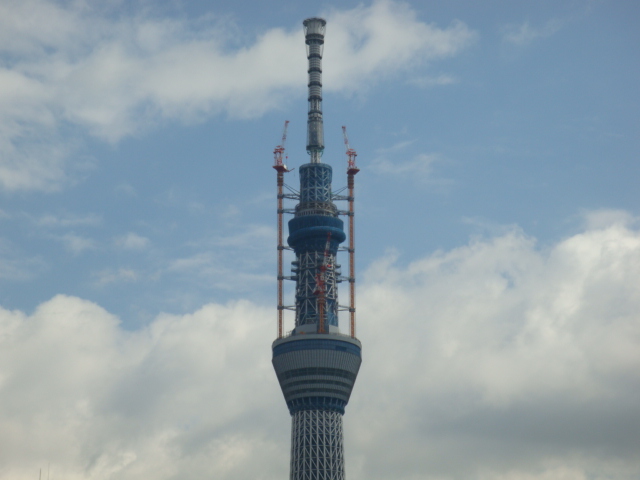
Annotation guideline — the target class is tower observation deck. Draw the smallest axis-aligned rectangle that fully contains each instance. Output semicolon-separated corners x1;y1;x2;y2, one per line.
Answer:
272;18;362;480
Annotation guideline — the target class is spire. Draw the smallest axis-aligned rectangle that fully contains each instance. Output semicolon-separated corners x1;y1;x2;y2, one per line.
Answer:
303;17;326;163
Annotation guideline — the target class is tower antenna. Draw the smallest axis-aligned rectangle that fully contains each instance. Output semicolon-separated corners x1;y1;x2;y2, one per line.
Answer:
304;17;326;163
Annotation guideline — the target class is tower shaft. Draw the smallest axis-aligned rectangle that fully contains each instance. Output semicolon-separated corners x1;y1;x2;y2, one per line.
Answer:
291;410;344;480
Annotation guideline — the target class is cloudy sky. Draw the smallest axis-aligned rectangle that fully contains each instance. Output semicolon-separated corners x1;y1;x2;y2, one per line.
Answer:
1;0;639;479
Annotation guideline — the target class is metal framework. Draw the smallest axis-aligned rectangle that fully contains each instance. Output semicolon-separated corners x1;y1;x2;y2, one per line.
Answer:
294;251;339;328
299;163;333;203
290;410;345;480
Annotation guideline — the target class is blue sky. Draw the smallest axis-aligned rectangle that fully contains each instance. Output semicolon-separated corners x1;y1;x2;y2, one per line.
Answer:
1;1;639;479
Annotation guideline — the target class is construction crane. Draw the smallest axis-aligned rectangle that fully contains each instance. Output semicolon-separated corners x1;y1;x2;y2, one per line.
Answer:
314;232;332;334
273;120;290;172
342;125;358;173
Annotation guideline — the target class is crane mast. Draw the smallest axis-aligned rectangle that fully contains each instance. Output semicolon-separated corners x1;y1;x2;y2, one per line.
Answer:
343;126;359;338
273;120;290;338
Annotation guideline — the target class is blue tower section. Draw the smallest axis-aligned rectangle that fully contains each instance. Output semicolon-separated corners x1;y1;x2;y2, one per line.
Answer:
272;18;362;480
288;163;346;329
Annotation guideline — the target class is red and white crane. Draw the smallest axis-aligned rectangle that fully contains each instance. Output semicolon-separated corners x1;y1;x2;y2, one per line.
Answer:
342;125;359;173
273;120;290;172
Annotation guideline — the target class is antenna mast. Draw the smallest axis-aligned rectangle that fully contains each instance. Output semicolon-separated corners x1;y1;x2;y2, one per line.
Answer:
304;17;326;163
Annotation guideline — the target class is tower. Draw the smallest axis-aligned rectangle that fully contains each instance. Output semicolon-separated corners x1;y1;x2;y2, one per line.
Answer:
272;18;362;480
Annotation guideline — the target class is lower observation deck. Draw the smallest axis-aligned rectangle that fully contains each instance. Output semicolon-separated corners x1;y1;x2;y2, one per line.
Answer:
272;333;362;415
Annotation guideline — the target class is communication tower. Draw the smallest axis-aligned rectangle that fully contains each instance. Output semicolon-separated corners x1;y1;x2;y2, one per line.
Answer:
272;18;362;480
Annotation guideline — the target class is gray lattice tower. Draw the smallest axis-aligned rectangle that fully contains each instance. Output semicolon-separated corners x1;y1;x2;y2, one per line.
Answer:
272;18;362;480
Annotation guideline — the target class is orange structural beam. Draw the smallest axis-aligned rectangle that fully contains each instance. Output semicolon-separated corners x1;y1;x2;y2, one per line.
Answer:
275;169;285;339
347;168;359;338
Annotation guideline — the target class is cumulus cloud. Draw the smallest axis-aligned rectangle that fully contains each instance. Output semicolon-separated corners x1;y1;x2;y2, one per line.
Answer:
323;1;476;93
1;216;639;479
352;219;640;479
0;0;475;192
0;295;283;480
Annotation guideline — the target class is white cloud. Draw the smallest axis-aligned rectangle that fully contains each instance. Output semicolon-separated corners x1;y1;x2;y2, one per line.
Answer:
35;212;102;228
210;224;274;248
375;139;416;154
408;73;458;88
0;0;475;192
0;238;46;281
502;19;563;46
0;295;282;479
371;152;438;177
168;251;214;273
1;216;639;479
114;232;150;250
167;250;272;294
168;224;275;294
115;183;137;197
581;208;637;230
57;232;97;254
323;1;476;93
351;218;640;479
370;150;453;188
0;132;80;193
93;267;138;286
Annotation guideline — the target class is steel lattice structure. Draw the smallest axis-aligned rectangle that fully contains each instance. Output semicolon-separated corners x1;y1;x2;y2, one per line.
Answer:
291;410;345;480
294;251;339;327
272;17;362;480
